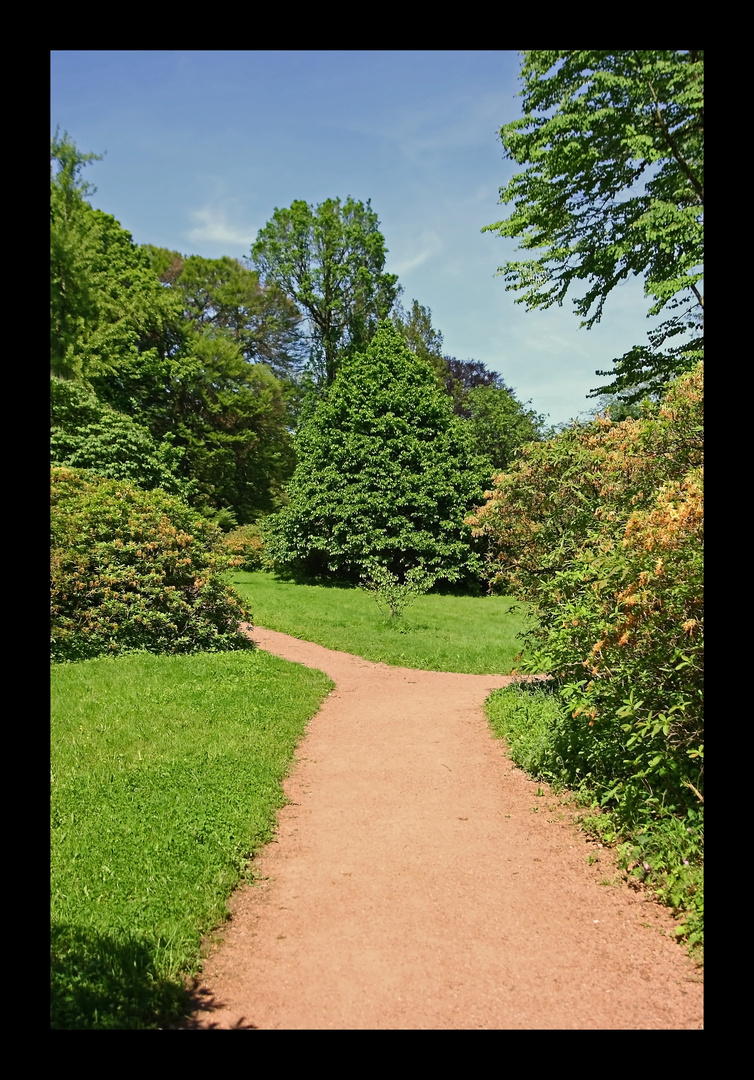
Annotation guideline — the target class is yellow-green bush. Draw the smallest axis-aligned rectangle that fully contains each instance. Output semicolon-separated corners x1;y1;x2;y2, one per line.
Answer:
51;467;252;662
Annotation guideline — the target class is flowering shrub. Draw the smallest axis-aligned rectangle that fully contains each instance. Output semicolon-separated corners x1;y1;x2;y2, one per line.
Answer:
470;365;703;946
221;524;266;571
51;468;252;662
468;364;703;816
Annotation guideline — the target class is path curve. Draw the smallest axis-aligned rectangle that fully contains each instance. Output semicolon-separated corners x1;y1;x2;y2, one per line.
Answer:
181;626;703;1029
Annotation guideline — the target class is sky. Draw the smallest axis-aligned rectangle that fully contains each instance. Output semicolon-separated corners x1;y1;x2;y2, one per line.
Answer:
51;50;665;426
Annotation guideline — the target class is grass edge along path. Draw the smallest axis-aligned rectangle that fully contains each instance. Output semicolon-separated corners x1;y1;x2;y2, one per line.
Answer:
484;682;704;961
230;570;534;674
51;648;333;1029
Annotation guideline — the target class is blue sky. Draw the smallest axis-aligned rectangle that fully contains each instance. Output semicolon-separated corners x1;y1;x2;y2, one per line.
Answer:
51;50;664;426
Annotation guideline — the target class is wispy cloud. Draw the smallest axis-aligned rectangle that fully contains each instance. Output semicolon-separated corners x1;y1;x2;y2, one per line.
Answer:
187;205;256;247
390;230;443;277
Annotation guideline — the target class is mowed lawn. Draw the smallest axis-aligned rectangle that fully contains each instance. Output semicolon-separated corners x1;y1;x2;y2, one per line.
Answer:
51;648;332;1029
231;571;535;674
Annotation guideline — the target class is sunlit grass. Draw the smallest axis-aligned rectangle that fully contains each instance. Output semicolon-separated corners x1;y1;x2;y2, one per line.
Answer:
231;570;535;674
51;648;332;1028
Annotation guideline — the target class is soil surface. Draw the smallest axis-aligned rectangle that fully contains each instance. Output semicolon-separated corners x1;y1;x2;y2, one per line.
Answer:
180;625;703;1030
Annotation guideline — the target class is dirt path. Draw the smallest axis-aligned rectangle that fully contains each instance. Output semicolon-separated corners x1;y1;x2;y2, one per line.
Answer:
181;626;703;1030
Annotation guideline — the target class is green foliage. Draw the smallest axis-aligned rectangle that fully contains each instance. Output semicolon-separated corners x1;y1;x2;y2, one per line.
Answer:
90;323;296;523
391;299;546;465
464;383;548;471
209;507;239;533
266;321;489;586
485;682;569;784
51;467;252;662
252;196;399;385
230;571;531;673
359;563;437;619
221;523;267;571
51;132;180;384
391;297;448;385
470;365;703;942
51;649;333;1028
484;51;703;401
50;134;298;523
50;377;191;499
142;247;306;380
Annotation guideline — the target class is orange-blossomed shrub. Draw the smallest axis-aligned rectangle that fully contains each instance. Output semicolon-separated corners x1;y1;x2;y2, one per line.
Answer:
221;524;266;572
467;364;703;818
51;467;253;662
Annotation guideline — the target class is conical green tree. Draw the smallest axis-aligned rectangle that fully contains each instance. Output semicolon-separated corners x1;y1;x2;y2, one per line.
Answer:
267;321;488;586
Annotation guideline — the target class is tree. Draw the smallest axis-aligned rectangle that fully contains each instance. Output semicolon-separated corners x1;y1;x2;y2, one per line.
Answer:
484;51;703;402
391;297;447;383
50;376;191;499
390;297;544;463
50;133;297;524
51;132;180;383
266;321;488;586
443;357;504;417
252;197;399;386
50;130;103;379
465;384;547;471
91;328;296;524
143;248;306;380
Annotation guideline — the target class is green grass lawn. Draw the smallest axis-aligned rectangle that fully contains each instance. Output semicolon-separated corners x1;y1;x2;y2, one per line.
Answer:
230;571;535;674
51;648;332;1029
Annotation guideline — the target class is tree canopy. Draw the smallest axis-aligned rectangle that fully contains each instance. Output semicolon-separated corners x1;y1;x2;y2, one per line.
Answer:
484;50;703;402
252;197;399;386
266;321;488;586
51;133;299;524
51;131;180;384
464;384;547;471
50;376;191;499
143;247;306;380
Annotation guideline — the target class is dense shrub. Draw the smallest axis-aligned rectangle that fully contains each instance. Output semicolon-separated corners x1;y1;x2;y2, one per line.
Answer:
267;321;489;586
221;524;266;572
471;365;703;948
468;364;703;817
51;468;252;662
50;377;191;499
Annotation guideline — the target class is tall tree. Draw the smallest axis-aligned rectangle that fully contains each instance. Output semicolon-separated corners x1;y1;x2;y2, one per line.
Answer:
50;376;191;499
51;134;296;522
391;296;544;462
90;327;296;523
443;358;503;417
391;297;447;383
252;197;399;386
267;321;488;586
143;248;306;380
484;51;703;402
51;131;180;384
